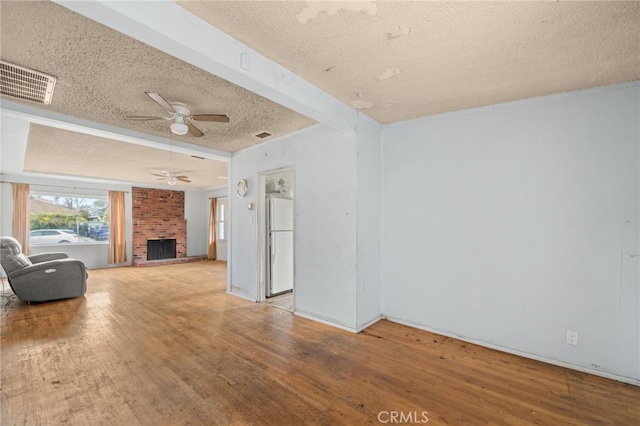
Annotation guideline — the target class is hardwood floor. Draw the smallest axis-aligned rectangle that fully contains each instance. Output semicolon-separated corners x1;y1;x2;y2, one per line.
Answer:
2;261;638;425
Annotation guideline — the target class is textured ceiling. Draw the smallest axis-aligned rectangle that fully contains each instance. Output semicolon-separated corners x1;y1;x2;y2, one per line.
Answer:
0;0;314;187
24;125;228;190
0;1;314;152
1;1;638;188
178;0;640;123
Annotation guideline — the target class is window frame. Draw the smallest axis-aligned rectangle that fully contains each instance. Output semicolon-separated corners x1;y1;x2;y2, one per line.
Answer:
29;190;110;246
216;197;228;242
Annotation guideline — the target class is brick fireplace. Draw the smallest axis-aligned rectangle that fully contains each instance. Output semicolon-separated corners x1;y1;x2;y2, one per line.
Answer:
132;187;187;266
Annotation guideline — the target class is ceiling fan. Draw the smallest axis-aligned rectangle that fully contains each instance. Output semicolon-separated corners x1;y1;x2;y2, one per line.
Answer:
152;170;192;186
128;92;229;137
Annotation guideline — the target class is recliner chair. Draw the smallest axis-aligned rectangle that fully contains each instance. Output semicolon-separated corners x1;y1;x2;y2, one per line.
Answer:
0;236;87;302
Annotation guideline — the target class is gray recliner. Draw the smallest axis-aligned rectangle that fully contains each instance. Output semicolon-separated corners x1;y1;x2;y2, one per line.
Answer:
0;236;87;302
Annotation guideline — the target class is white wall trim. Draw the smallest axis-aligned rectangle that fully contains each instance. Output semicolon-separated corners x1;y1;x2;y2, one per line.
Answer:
355;315;383;333
295;310;359;333
386;316;640;387
226;290;256;303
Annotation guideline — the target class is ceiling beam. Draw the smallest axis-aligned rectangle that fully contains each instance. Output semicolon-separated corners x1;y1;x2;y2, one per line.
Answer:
1;100;231;162
0;114;30;176
54;0;358;133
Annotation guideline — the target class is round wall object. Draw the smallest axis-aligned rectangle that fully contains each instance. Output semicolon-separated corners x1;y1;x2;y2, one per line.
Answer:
236;179;248;198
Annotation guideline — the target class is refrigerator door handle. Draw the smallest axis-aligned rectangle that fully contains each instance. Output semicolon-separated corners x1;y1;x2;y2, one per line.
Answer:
271;233;276;260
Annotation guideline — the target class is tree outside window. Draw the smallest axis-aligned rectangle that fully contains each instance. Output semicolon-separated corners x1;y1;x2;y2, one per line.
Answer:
29;194;109;245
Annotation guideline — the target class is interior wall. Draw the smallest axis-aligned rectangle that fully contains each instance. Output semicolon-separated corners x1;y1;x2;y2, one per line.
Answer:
382;83;640;382
356;113;383;330
1;183;13;244
230;124;360;330
185;190;208;257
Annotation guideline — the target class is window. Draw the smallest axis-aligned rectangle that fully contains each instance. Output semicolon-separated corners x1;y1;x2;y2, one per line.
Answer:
216;197;227;242
29;193;109;245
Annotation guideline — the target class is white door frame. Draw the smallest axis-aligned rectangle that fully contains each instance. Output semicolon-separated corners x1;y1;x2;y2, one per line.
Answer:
256;166;295;305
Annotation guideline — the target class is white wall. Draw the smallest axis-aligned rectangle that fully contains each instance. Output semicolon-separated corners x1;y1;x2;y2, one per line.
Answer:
356;113;383;330
230;124;361;329
30;243;112;269
382;83;640;382
185;190;208;257
1;183;13;243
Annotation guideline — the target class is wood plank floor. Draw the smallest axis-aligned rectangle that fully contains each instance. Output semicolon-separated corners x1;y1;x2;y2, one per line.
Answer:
1;261;638;425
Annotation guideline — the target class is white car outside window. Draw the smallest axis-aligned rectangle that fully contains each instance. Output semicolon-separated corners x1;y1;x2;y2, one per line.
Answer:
30;229;79;244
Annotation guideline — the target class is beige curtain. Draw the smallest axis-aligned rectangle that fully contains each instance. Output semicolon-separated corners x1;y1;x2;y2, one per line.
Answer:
11;183;31;255
208;198;217;260
108;191;127;264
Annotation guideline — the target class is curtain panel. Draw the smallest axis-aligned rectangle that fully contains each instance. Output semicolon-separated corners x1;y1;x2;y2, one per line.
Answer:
11;183;30;255
108;191;127;264
208;198;217;260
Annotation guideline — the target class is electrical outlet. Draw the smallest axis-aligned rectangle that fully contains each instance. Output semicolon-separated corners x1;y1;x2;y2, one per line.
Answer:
566;330;579;346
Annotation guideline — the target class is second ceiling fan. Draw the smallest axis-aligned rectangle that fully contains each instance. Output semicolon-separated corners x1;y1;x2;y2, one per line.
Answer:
128;92;229;137
152;170;191;186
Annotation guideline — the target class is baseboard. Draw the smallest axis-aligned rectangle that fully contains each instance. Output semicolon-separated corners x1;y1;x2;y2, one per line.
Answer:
225;290;256;303
385;316;640;387
355;314;383;333
294;310;358;333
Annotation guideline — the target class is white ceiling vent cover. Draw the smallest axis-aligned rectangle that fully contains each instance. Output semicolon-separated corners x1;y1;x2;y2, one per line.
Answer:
0;60;56;105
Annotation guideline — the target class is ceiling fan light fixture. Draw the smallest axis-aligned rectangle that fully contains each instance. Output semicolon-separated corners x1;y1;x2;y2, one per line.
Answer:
170;121;188;136
167;175;177;185
129;93;228;138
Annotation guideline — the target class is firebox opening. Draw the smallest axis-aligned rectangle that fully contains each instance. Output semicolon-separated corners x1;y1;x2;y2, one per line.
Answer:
147;238;176;261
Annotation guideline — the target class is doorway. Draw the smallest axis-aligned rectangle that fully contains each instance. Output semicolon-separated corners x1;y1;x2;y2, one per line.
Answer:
258;167;294;312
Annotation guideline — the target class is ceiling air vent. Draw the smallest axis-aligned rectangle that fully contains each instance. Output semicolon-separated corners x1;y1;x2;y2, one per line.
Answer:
0;60;57;105
255;132;272;139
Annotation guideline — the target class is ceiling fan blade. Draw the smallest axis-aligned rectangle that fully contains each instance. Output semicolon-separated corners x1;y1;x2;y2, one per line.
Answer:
145;92;175;113
191;114;230;123
151;173;167;177
127;115;166;121
177;177;192;183
186;122;204;137
175;175;190;179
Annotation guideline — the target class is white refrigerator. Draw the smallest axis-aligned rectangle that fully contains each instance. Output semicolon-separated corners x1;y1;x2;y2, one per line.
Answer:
266;195;294;297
